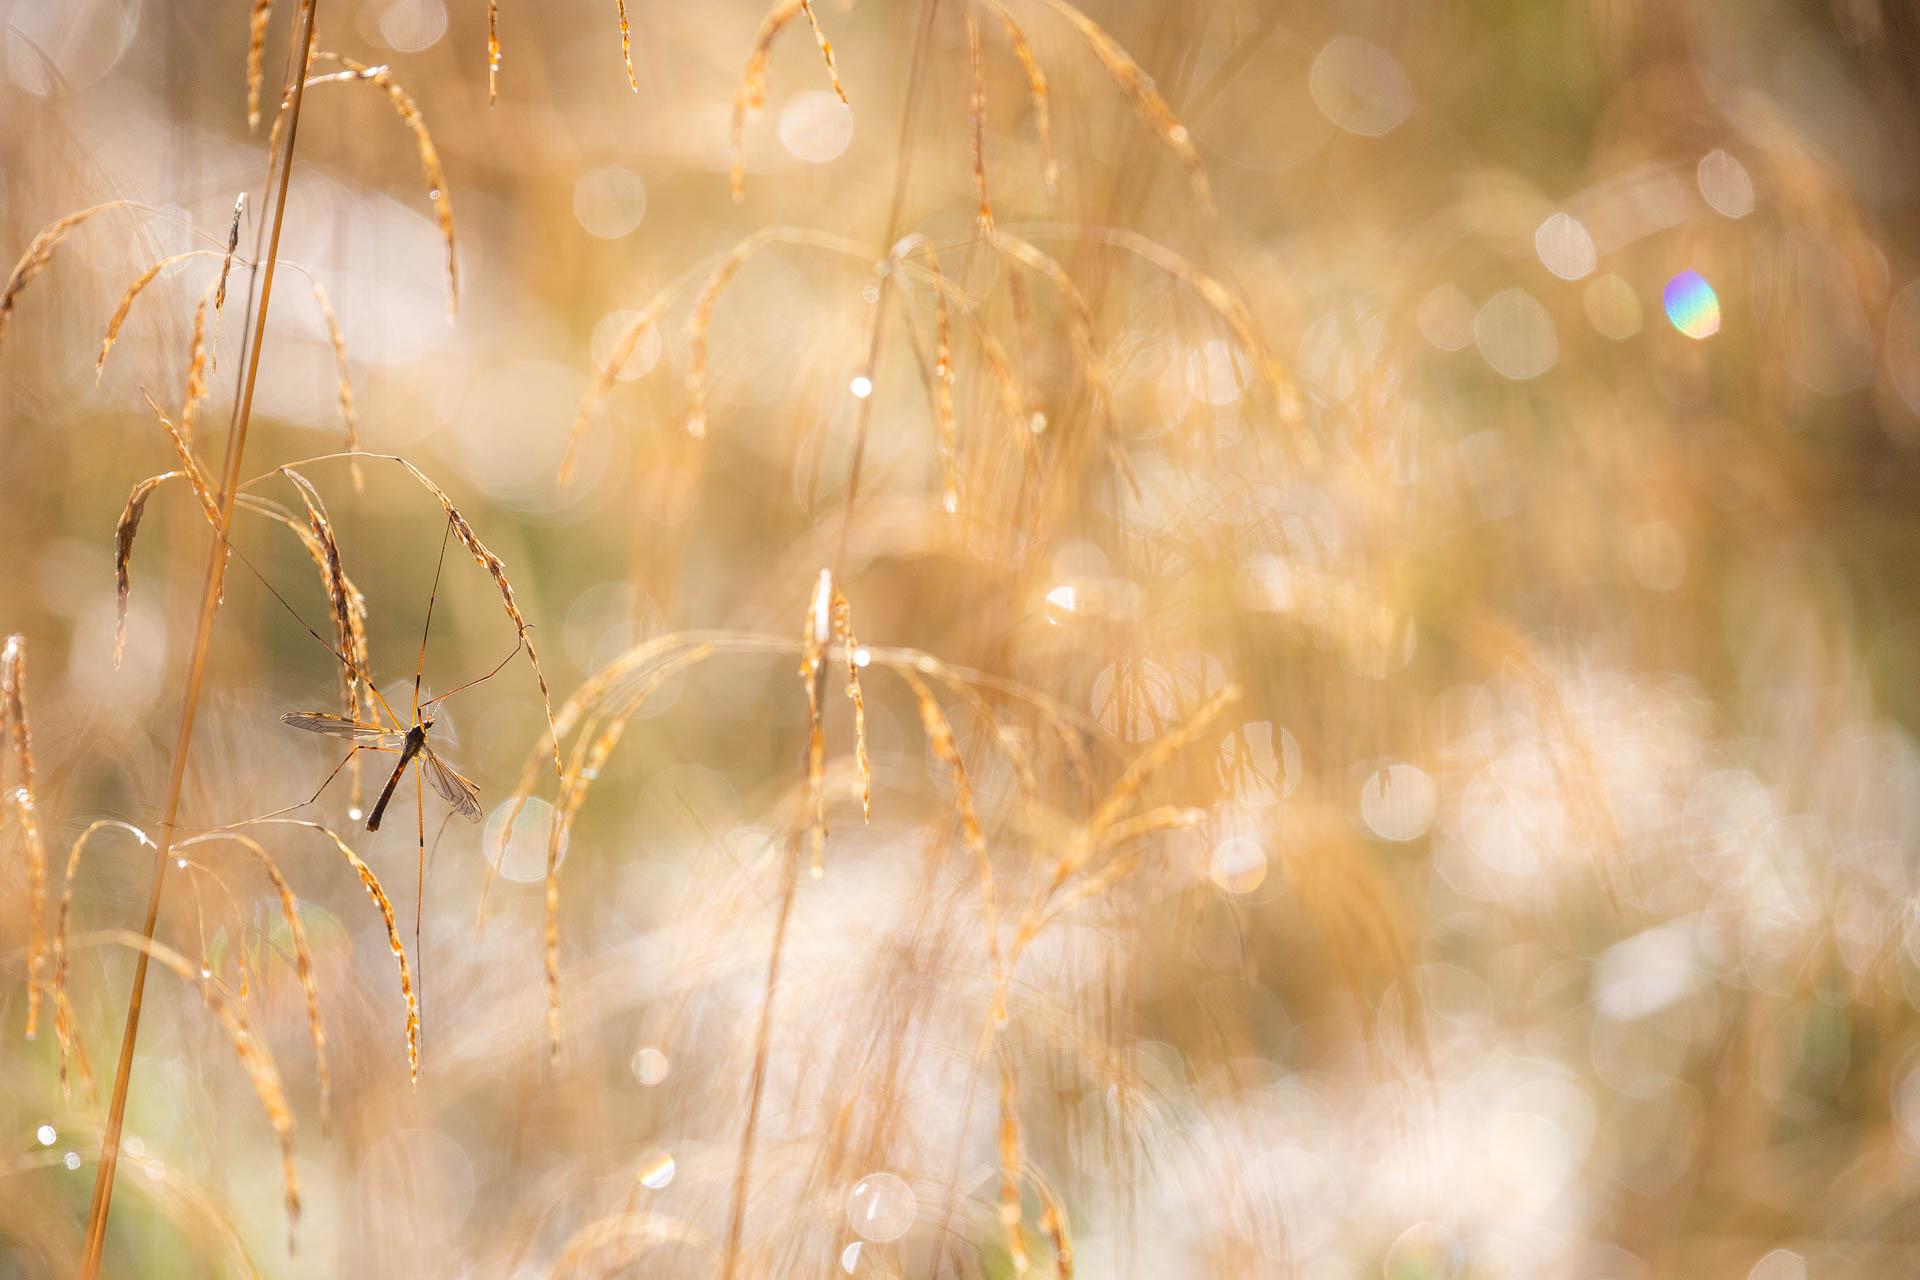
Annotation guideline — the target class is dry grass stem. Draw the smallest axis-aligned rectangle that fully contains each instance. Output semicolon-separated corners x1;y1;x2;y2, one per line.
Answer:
300;54;458;312
177;831;331;1133
1;637;47;1039
0;201;135;350
246;0;273;128
982;0;1057;194
1032;0;1211;206
730;0;851;201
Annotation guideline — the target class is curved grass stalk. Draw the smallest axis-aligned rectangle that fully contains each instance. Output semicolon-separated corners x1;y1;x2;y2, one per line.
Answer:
177;831;331;1133
80;6;320;1268
70;930;299;1251
729;0;851;201
243;818;418;1082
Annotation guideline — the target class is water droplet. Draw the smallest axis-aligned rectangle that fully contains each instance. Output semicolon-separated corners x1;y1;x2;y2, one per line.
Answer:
35;1125;55;1147
637;1151;675;1188
1309;36;1413;136
571;166;647;239
849;374;874;399
347;806;364;822
1209;835;1267;894
1383;1221;1464;1280
846;1171;916;1242
779;89;856;162
1534;212;1596;280
630;1046;670;1085
840;1241;864;1273
1475;288;1558;380
1584;273;1641;340
1747;1249;1806;1280
63;1151;81;1172
174;857;188;869
1697;149;1754;219
1360;762;1437;842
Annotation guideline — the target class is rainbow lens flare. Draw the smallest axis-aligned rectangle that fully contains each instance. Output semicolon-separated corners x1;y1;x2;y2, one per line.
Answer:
1663;270;1721;339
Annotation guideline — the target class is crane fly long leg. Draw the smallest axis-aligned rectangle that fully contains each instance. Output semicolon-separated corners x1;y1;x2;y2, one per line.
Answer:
421;636;524;710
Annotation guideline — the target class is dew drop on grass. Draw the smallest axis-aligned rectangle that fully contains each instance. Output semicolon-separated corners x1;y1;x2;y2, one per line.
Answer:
630;1046;669;1085
846;1171;915;1242
1383;1221;1464;1280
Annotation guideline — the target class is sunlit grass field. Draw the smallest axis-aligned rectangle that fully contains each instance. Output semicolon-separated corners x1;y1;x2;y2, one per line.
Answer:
3;0;1920;1276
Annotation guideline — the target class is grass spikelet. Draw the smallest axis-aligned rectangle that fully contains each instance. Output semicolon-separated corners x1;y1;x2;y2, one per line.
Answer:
52;821;157;1094
1083;226;1296;415
179;832;331;1134
178;292;213;445
278;468;363;733
1003;686;1237;980
1086;684;1238;838
304;54;458;313
1034;0;1210;206
2;637;47;1039
785;571;878;878
96;252;206;379
488;0;500;102
139;390;220;525
306;281;362;490
1034;1172;1072;1276
248;819;418;1083
684;243;755;437
984;0;1056;195
390;459;558;772
246;0;273;129
0;201;133;351
730;0;849;202
966;4;993;232
245;452;559;772
799;569;833;879
541;644;714;1059
84;929;299;1248
900;668;998;984
615;0;637;93
915;242;960;513
113;473;180;669
214;193;245;319
796;1;847;105
831;586;870;822
559;290;669;485
998;1060;1028;1272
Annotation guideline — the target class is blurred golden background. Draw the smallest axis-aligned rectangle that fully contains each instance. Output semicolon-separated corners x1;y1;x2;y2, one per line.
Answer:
3;0;1920;1275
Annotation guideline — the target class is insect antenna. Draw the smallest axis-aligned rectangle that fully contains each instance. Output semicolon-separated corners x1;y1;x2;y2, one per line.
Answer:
229;543;404;728
414;516;454;724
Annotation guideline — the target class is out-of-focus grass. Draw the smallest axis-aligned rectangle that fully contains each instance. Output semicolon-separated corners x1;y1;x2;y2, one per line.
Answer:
3;0;1920;1276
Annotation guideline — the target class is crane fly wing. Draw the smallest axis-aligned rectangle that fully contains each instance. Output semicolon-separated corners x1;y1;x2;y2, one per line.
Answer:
281;711;408;748
421;747;483;821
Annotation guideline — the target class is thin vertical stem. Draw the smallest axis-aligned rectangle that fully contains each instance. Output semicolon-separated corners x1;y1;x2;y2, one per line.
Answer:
836;0;944;572
719;833;804;1278
79;2;321;1272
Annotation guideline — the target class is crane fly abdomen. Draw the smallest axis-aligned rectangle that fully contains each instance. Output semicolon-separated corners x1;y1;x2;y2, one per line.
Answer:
366;726;427;831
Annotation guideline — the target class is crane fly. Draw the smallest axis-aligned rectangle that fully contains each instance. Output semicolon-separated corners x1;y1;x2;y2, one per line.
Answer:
277;710;481;830
264;513;522;1066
